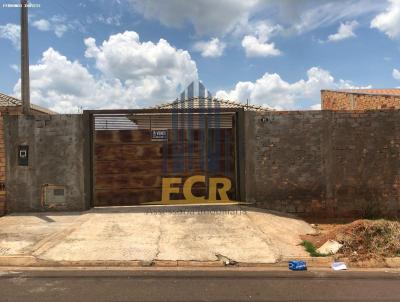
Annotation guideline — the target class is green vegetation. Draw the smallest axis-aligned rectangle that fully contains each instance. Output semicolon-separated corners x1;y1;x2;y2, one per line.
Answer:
301;240;331;257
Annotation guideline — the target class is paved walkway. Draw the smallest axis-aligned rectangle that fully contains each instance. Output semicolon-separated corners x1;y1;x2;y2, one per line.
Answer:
0;206;314;264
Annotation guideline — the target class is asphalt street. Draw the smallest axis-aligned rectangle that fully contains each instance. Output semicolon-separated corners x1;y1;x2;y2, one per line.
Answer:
0;269;399;302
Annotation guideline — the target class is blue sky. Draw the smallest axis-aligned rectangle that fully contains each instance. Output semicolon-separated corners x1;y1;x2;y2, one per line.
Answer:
1;0;400;112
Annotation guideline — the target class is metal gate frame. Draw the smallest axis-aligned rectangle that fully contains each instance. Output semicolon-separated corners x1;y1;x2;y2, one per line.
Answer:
84;108;245;207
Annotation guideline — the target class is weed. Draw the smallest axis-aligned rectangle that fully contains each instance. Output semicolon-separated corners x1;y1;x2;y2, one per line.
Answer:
301;240;331;257
338;219;400;260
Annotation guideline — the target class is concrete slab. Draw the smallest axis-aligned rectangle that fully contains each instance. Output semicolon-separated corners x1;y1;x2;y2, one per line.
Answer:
0;206;315;264
0;213;82;256
243;208;315;258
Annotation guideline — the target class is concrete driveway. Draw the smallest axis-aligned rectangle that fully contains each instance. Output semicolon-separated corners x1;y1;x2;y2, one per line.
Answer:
0;206;314;264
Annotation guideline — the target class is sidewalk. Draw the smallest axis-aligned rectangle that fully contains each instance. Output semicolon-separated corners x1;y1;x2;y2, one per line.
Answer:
0;205;319;267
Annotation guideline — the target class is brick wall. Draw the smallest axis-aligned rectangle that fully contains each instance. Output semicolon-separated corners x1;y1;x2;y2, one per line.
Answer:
0;107;20;216
0;113;5;215
322;90;400;110
0;106;25;215
246;110;400;219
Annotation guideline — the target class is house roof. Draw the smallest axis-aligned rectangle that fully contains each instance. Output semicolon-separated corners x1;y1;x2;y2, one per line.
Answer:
0;92;20;107
150;97;270;112
0;92;57;114
322;89;400;96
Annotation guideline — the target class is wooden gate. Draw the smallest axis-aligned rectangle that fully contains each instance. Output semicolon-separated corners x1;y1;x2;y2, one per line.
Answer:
92;112;238;206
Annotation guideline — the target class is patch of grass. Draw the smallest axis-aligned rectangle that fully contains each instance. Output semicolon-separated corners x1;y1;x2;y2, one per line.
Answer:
301;240;331;257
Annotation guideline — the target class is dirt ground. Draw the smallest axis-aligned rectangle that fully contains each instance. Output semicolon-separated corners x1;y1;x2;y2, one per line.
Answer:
301;219;400;262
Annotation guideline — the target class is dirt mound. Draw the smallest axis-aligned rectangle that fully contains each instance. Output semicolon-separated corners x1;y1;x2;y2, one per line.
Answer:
302;220;400;260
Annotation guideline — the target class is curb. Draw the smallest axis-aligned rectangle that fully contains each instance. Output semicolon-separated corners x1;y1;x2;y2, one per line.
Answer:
0;255;399;268
385;258;400;268
0;255;400;269
0;256;39;267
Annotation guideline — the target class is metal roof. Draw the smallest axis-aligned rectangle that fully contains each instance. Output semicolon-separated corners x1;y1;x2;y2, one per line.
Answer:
148;80;270;112
150;97;270;112
0;92;57;114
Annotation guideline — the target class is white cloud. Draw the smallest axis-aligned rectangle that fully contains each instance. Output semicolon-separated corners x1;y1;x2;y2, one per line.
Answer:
51;16;69;37
0;23;20;49
97;14;121;26
84;31;197;100
129;0;260;35
127;0;385;38
10;64;19;73
127;0;383;60
32;15;82;37
289;0;384;34
371;0;400;39
242;35;281;57
240;21;282;57
13;31;199;113
193;38;226;58
327;20;358;42
129;0;383;37
216;67;368;109
393;68;400;80
236;20;282;41
310;103;321;110
86;14;122;26
13;48;121;113
32;19;51;31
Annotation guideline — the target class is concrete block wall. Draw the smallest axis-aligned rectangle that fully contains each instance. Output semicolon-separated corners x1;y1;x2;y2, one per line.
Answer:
246;110;400;218
0;106;55;215
322;90;400;110
4;114;89;212
0;107;24;216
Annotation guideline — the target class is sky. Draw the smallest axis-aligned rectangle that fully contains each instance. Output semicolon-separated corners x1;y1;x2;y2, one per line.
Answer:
0;0;400;113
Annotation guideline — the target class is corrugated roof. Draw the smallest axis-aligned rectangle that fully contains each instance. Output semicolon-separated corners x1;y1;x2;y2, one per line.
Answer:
0;92;20;107
0;92;57;114
323;89;400;96
151;97;270;112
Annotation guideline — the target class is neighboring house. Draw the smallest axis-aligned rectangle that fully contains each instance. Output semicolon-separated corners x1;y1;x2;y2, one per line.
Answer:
0;92;56;215
0;92;56;115
126;98;269;129
322;89;400;110
96;97;268;130
151;97;267;111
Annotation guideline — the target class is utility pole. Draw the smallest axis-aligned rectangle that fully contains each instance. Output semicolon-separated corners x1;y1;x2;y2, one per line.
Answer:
21;0;30;115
